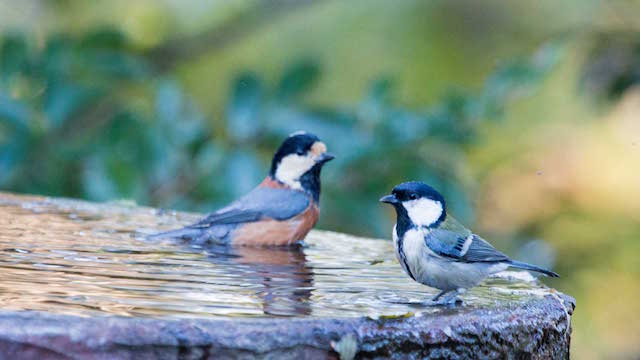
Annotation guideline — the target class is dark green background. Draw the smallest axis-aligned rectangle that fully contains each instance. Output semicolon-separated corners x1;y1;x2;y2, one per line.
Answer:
1;1;639;358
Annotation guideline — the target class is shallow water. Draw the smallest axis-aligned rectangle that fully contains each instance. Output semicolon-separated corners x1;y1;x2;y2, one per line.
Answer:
0;192;552;319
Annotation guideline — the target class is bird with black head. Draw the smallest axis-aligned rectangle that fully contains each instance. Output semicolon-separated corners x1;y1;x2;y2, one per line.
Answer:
151;132;334;246
381;181;559;304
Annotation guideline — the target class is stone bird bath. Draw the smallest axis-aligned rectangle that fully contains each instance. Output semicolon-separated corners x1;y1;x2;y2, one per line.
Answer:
0;192;574;359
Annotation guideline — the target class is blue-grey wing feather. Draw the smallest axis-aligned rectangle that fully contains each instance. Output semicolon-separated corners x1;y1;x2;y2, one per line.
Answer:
426;229;509;263
461;235;510;262
191;187;310;228
150;187;310;244
425;228;467;258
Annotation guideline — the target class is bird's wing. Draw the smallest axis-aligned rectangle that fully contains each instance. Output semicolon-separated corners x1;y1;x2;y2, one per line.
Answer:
188;209;263;228
425;216;510;263
459;235;510;262
189;187;310;229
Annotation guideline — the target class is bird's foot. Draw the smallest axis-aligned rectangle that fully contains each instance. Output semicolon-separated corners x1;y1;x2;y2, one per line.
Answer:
429;296;462;307
428;288;465;307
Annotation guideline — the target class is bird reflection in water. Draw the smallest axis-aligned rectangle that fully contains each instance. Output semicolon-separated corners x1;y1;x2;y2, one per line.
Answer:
206;243;313;317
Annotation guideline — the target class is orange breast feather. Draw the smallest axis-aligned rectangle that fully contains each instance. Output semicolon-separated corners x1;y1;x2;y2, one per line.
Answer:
231;202;319;246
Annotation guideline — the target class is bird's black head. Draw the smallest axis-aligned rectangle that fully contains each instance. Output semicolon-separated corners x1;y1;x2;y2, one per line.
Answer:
269;132;334;200
380;181;447;232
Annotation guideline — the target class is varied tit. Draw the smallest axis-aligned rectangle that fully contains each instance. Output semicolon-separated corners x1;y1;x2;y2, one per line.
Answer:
150;132;334;246
380;181;558;305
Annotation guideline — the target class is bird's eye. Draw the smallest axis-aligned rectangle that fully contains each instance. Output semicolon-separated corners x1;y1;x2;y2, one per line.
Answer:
409;193;418;200
296;149;305;156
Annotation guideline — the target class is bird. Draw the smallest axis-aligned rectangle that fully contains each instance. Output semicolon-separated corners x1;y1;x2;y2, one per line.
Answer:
150;132;334;246
380;181;559;305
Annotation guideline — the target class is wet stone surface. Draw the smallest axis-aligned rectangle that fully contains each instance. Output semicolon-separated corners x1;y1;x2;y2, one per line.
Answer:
0;192;575;359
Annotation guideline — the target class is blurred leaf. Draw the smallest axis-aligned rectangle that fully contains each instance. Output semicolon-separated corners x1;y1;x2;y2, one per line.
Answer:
483;41;563;116
44;82;100;128
83;155;119;201
0;140;27;185
155;80;184;126
581;36;640;100
227;73;262;141
0;34;29;77
194;142;225;176
439;180;474;225
429;92;475;143
359;77;394;127
155;79;206;145
81;51;149;79
79;29;128;50
0;29;559;240
0;91;31;131
367;77;394;105
224;150;264;198
276;61;320;101
38;35;75;79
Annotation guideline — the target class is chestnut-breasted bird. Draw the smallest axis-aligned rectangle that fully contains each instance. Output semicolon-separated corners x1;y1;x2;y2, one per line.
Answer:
151;132;334;246
380;181;558;304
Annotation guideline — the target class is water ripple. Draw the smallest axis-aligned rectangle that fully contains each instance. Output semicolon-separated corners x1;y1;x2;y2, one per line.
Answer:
0;194;550;318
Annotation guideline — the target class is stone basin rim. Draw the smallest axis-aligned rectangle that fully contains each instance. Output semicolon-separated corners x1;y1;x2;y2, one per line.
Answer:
0;294;575;359
0;192;576;358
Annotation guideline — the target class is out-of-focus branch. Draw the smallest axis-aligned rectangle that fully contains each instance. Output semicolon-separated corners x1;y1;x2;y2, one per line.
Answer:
147;0;325;72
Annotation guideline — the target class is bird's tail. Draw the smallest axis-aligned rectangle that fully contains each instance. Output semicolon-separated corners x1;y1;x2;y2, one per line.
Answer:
146;227;201;241
507;260;559;277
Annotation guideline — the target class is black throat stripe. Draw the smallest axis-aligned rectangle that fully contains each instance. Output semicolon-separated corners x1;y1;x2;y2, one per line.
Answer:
396;230;416;281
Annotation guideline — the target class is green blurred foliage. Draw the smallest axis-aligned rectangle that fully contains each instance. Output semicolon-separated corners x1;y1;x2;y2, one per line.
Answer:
0;29;559;237
0;30;216;210
581;34;640;100
1;1;640;359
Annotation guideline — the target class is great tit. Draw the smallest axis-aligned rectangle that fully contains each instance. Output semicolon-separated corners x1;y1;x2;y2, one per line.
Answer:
150;132;334;246
380;181;558;304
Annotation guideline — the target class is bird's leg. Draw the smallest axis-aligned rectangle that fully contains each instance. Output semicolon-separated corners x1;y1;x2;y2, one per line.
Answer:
443;288;466;305
431;290;449;302
440;291;459;305
431;288;466;306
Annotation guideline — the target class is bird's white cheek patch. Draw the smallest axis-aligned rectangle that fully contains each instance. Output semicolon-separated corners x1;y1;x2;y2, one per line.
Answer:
404;198;443;227
275;154;315;189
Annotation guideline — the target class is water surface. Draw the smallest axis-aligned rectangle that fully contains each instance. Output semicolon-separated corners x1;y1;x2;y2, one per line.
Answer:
0;192;551;319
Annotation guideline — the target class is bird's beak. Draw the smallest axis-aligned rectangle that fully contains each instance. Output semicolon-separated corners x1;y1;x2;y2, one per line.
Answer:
316;153;335;164
379;194;398;204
